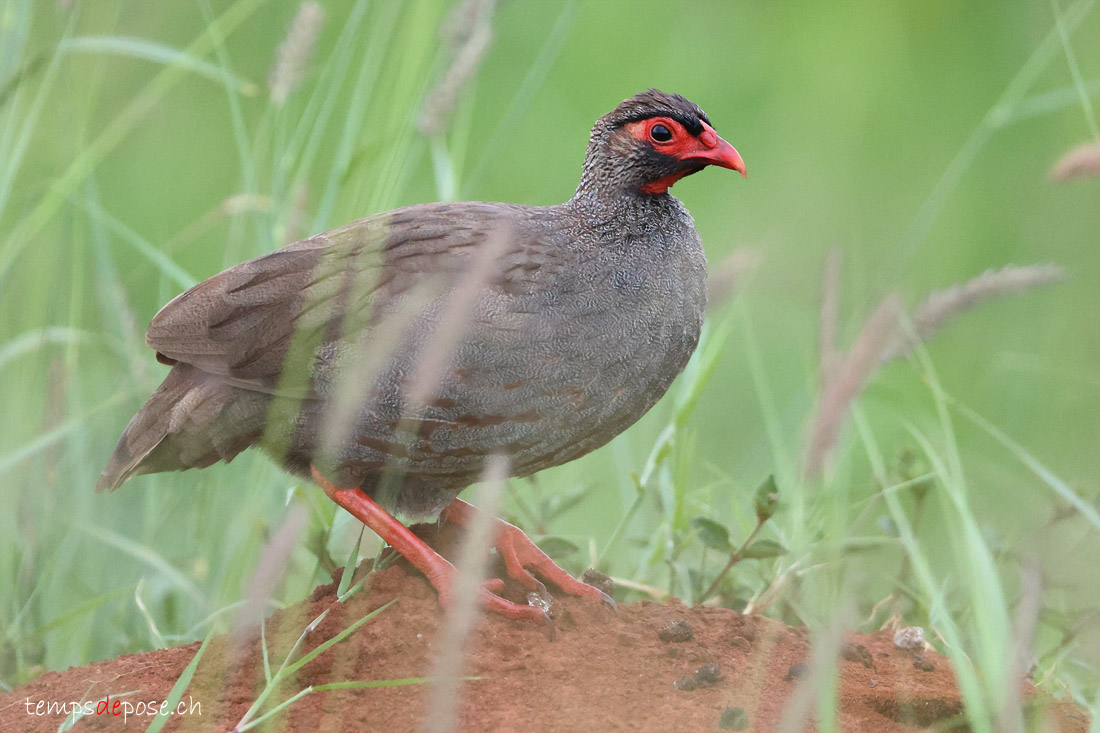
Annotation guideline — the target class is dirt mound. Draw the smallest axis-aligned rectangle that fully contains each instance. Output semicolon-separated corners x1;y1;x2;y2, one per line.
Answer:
2;557;1088;732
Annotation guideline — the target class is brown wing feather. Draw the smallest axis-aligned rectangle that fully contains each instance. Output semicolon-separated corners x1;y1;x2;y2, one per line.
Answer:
145;233;363;387
143;203;522;393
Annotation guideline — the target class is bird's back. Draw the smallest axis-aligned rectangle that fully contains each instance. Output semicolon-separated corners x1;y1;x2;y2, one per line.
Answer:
98;197;707;510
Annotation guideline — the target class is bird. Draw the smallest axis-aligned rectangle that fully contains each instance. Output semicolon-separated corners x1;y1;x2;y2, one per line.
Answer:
98;89;745;627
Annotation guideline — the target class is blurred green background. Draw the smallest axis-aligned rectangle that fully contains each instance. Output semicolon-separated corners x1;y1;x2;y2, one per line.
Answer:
2;0;1098;722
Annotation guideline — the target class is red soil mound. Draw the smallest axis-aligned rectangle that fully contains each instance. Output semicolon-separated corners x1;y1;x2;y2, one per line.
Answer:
1;556;1088;732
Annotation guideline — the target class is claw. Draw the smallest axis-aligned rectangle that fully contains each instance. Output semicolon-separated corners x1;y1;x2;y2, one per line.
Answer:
441;498;615;607
580;569;618;611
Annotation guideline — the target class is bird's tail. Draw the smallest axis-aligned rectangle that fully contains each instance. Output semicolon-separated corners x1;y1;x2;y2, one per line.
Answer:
96;364;262;491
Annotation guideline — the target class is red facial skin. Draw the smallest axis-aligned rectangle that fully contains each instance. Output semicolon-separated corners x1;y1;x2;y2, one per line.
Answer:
624;116;746;194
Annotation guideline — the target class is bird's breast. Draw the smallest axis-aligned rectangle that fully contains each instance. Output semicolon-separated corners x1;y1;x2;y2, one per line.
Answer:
314;219;707;487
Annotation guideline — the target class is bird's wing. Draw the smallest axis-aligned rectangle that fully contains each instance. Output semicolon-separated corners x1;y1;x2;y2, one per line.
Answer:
144;202;532;395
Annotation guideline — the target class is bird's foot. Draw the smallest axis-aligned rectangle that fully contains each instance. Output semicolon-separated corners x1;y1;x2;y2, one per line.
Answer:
440;498;616;610
460;578;553;628
311;466;551;628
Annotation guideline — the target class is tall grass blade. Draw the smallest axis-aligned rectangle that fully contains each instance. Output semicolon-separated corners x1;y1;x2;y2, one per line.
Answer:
59;36;258;95
144;628;213;733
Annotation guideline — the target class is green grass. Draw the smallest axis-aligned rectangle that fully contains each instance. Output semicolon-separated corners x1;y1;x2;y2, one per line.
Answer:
2;1;1099;730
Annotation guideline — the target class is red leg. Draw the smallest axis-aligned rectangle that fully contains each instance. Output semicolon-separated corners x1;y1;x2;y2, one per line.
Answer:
440;498;615;607
311;466;549;626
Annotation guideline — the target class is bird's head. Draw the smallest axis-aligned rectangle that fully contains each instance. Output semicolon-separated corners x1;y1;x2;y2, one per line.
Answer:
578;89;746;198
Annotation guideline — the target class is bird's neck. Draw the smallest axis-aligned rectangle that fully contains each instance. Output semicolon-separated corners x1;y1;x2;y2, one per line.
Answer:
571;136;688;220
567;180;688;237
567;130;695;243
574;144;635;201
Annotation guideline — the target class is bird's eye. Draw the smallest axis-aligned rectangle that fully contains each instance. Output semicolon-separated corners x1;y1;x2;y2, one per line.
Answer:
650;124;673;143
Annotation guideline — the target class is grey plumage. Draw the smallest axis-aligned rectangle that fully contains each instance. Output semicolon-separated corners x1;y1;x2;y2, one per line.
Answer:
98;90;734;520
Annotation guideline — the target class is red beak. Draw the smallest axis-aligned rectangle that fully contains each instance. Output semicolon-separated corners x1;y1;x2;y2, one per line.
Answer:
685;122;747;178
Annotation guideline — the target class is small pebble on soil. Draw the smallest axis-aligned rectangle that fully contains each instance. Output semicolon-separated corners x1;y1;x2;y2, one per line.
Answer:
581;568;615;597
893;626;925;650
526;590;554;617
718;706;749;730
913;655;936;672
674;676;699;691
840;641;873;668
785;662;808;681
675;662;723;691
659;619;695;643
695;662;722;684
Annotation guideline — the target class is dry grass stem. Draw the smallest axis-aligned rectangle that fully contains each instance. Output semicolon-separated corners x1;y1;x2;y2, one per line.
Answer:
997;562;1044;733
418;0;497;135
705;248;760;313
283;184;310;245
268;2;326;107
879;263;1067;364
804;259;1066;478
776;601;856;733
317;279;440;466
742;557;808;615
804;295;902;480
234;504;308;641
319;226;508;500
159;194;271;258
406;226;511;409
818;248;842;388
221;193;272;216
423;455;510;733
1049;141;1100;182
